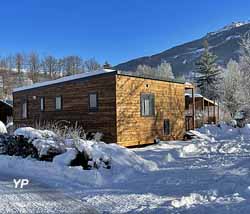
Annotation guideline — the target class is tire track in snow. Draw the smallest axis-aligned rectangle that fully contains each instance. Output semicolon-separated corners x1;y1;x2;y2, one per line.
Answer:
0;174;98;213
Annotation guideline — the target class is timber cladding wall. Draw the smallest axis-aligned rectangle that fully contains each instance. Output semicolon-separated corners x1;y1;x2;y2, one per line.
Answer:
13;74;117;143
13;72;186;147
116;74;185;147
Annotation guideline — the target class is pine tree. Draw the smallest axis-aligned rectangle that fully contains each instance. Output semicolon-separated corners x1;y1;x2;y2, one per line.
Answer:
103;61;112;69
195;40;221;99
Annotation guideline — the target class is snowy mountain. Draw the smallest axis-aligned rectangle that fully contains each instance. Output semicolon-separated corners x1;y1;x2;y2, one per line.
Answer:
115;22;250;78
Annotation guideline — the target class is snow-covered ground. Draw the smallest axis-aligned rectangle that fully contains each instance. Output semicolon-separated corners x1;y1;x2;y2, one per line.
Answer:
2;123;250;213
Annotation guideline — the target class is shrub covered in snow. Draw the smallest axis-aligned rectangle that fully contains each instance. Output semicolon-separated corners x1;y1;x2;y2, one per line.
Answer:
6;122;14;134
53;148;79;166
7;136;39;158
0;134;16;155
14;127;65;160
5;125;158;180
53;137;158;179
14;127;57;141
72;139;111;169
0;121;7;134
0;134;39;158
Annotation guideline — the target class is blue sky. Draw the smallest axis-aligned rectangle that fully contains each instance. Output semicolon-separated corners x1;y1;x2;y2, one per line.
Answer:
1;0;250;65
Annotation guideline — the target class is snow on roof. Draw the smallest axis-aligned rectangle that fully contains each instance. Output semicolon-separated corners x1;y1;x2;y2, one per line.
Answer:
0;99;13;108
184;82;194;88
13;69;116;92
185;93;203;98
185;93;218;106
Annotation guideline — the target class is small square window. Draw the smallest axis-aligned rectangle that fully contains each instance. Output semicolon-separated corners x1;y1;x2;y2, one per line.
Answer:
55;96;62;110
89;93;98;111
140;93;155;117
40;97;45;111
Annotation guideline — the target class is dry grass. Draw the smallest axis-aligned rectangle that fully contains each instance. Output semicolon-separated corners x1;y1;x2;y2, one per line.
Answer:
35;120;86;141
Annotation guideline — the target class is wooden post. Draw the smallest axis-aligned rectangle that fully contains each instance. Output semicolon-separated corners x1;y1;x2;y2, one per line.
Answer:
213;100;216;124
192;88;195;129
208;101;210;123
202;98;205;125
217;102;220;122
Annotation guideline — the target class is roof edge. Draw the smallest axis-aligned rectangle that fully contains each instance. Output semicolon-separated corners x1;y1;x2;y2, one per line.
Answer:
116;70;185;84
13;69;117;93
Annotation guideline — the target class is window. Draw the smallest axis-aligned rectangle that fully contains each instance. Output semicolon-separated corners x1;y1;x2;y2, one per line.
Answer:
40;97;45;111
164;119;170;135
55;96;62;110
140;93;155;116
89;93;98;111
22;99;28;119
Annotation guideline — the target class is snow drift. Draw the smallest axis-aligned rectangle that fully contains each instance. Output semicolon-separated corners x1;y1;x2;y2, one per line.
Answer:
10;126;158;186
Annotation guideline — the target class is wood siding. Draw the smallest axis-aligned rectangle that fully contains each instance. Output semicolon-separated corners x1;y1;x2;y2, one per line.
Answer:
116;75;185;147
13;74;117;143
13;72;186;147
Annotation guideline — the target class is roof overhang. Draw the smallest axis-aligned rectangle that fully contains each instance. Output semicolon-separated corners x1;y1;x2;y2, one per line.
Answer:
185;93;218;106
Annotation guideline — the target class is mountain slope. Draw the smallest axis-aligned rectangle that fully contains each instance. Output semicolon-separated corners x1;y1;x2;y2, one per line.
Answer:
115;22;250;77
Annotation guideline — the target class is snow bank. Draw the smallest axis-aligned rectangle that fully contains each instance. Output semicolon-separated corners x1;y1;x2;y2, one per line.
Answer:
178;124;250;157
196;123;241;141
0;121;7;134
10;127;159;186
170;192;244;209
0;140;158;187
53;148;78;166
66;139;158;182
0;155;105;187
171;193;215;208
14;127;57;141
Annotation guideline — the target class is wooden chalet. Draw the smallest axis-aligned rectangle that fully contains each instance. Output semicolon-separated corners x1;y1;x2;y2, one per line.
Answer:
13;69;212;147
185;92;219;130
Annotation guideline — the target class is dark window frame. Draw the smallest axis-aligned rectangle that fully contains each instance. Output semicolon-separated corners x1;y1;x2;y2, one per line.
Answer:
40;96;45;112
88;92;98;112
140;93;155;117
21;98;28;119
163;119;171;135
55;96;63;111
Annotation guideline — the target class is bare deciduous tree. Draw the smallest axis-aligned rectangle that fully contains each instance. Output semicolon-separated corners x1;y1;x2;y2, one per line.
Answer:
84;58;101;72
28;52;40;82
41;55;58;79
134;62;175;80
156;61;175;80
219;60;242;117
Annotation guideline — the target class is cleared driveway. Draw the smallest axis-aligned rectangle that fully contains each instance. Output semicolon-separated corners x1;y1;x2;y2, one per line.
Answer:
0;173;98;214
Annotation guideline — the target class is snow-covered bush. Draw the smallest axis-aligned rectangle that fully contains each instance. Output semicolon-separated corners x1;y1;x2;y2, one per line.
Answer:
55;138;111;170
7;136;39;158
72;139;111;169
14;127;57;141
0;121;7;134
11;125;157;177
13;125;106;167
0;134;39;158
53;148;78;166
14;127;65;160
6;122;14;134
0;134;16;155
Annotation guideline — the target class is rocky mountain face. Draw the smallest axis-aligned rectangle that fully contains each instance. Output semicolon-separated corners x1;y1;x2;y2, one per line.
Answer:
115;22;250;78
